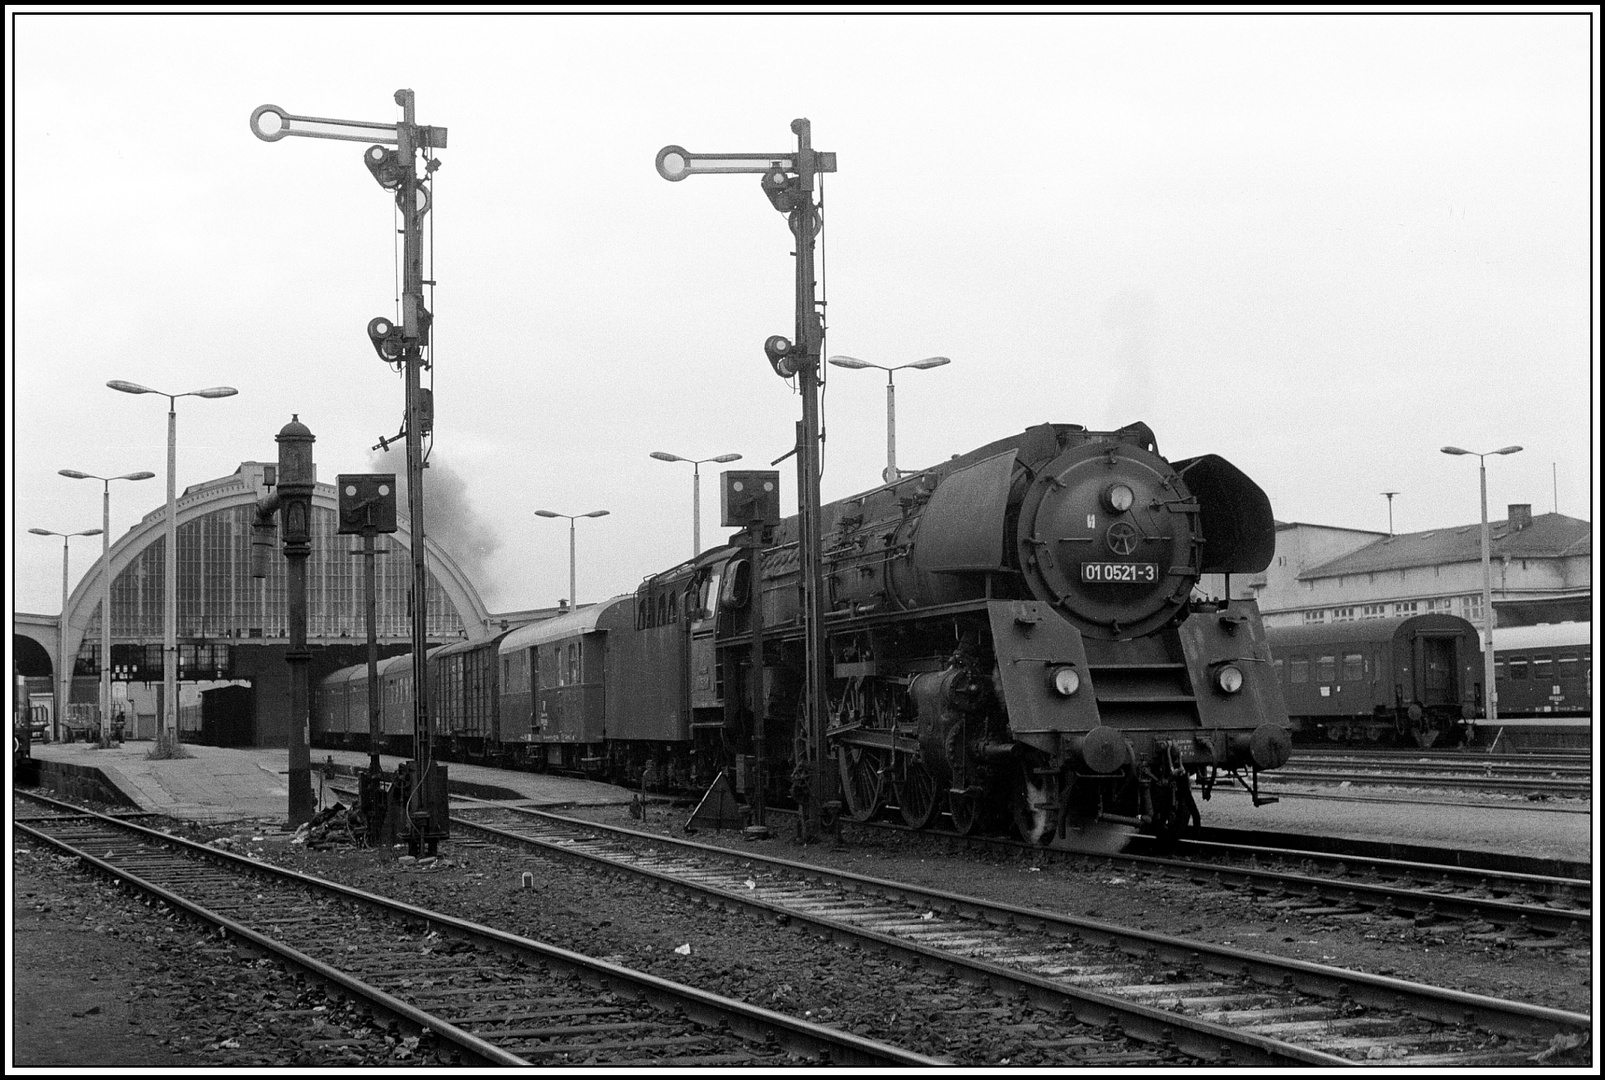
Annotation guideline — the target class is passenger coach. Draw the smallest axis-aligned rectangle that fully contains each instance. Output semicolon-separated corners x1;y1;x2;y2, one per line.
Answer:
1480;621;1592;751
1266;614;1482;746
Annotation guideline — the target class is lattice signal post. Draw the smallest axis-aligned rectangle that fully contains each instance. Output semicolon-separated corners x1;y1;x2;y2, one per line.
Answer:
252;93;448;853
657;122;839;839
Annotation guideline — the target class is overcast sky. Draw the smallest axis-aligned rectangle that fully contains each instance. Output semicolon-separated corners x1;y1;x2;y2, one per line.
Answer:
8;10;1598;619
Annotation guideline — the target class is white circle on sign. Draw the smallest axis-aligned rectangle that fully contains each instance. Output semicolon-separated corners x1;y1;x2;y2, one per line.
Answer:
344;485;357;496
378;485;390;496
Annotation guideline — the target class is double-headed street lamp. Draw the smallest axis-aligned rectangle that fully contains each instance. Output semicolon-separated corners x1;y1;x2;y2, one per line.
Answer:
59;470;157;742
29;527;105;742
534;509;609;610
650;451;743;559
827;355;951;483
1440;444;1523;731
108;381;239;752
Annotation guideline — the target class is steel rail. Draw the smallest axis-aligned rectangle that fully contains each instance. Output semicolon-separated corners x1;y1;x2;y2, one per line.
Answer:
13;793;939;1069
812;812;1589;932
15;815;526;1067
451;810;1340;1067
1267;769;1591;793
449;802;1591;1065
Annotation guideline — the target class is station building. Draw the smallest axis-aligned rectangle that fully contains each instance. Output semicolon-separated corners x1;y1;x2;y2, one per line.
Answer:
13;462;553;747
1205;503;1591;631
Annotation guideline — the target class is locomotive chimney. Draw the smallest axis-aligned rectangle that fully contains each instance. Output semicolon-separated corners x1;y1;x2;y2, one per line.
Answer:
1507;503;1532;531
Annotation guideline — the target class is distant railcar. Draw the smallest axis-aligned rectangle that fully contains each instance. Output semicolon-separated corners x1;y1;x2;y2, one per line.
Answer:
1266;614;1482;746
1481;621;1592;751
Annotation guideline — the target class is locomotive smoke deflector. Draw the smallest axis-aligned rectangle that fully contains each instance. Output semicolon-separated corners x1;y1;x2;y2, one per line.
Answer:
1171;454;1276;574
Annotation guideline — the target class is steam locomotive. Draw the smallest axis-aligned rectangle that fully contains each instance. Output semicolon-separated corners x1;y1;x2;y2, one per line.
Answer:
315;421;1292;845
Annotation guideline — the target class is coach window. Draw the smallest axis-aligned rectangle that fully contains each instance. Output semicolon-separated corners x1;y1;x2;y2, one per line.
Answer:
1494;656;1505;679
1289;657;1310;684
1342;653;1365;680
1316;655;1336;683
1557;654;1578;678
1508;656;1528;680
1272;658;1284;682
1531;656;1553;683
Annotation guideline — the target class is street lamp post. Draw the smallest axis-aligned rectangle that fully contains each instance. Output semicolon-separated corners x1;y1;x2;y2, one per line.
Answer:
826;356;951;483
1381;492;1399;537
58;470;157;743
649;452;743;559
29;527;104;742
534;509;609;610
108;381;239;753
1440;444;1523;732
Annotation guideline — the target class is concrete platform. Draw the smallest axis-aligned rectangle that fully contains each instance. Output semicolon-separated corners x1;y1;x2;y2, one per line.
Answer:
25;740;641;827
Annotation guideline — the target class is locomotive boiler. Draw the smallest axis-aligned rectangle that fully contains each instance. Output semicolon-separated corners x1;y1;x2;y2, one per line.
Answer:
694;420;1292;844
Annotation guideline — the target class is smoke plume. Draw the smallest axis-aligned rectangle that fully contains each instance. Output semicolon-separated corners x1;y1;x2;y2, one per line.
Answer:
371;451;501;596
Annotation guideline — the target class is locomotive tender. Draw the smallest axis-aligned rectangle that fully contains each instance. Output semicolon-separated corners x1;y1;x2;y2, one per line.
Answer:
316;421;1293;844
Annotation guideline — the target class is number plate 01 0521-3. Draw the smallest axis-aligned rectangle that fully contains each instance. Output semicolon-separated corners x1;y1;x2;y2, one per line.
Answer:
1080;562;1158;584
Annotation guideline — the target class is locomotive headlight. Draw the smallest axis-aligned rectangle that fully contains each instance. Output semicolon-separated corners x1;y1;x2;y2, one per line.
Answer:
1048;665;1081;697
1102;483;1135;514
1214;664;1244;694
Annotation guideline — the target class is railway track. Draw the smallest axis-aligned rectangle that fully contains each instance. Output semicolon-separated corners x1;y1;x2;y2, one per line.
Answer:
12;792;937;1069
792;809;1592;938
1266;766;1592;796
1294;748;1590;768
443;797;1591;1067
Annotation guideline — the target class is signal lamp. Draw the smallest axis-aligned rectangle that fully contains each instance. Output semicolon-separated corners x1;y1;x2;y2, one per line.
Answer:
764;334;799;378
1103;483;1135;513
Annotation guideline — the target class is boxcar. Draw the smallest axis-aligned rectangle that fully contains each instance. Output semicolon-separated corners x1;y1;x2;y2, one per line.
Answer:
1266;614;1482;746
431;631;512;761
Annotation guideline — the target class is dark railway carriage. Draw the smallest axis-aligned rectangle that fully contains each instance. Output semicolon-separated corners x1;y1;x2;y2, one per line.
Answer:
496;598;641;772
313;663;365;747
1265;614;1481;746
1492;622;1591;718
377;648;450;753
432;631;513;760
1482;622;1592;751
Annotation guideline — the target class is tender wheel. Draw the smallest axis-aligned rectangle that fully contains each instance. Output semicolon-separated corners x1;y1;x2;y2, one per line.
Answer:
895;762;939;829
947;789;983;836
1012;768;1057;846
836;746;882;822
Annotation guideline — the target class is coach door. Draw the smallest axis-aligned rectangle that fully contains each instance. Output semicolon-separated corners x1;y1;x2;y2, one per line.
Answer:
1419;635;1457;707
